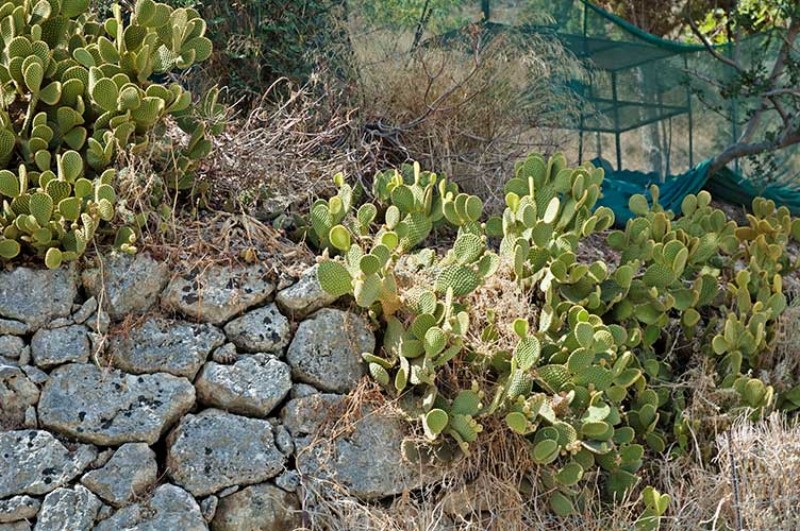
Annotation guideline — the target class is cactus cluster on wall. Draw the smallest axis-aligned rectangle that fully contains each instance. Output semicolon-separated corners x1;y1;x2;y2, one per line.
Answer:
0;0;218;267
311;153;800;524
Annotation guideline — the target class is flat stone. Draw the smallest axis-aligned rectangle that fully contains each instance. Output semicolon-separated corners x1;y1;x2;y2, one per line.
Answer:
0;265;77;332
108;317;225;379
71;297;97;325
211;483;301;531
38;363;195;445
223;305;290;354
0;319;27;336
30;326;90;369
34;485;101;531
275;470;300;493
0;366;39;429
210;343;237;364
0;496;40;524
94;484;206;531
195;354;291;417
0;430;96;498
81;443;157;507
274;264;338;319
161;264;275;325
0;336;24;359
82;253;169;320
20;366;47;386
167;409;285;497
285;309;373;393
292;397;424;500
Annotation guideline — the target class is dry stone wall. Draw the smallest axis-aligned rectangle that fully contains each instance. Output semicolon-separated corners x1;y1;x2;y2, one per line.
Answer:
0;254;415;530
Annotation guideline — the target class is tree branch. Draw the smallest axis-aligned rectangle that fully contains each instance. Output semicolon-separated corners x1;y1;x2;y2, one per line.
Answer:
686;16;741;70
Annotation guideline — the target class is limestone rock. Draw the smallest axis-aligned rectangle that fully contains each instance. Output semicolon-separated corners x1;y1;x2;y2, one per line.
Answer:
0;319;27;336
274;265;338;319
71;297;97;325
108;317;225;379
81;253;169;320
0;336;24;359
34;485;101;531
200;496;218;523
0;366;39;428
0;496;40;524
293;398;424;500
195;354;291;417
81;443;157;507
167;409;285;497
0;430;96;498
285;309;373;393
0;265;77;332
38;363;195;445
94;484;206;531
211;483;301;531
281;394;344;438
210;343;238;364
0;522;31;531
223;305;290;354
161;264;275;325
30;325;90;369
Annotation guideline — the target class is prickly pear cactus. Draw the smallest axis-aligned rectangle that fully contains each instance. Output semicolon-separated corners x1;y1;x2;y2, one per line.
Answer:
309;154;800;523
0;0;214;266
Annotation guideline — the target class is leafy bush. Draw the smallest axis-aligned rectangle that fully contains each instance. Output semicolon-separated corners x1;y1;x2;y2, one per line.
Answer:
0;0;214;267
310;153;800;523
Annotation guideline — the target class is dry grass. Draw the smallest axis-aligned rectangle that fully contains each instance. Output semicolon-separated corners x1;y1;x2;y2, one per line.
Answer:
352;25;585;211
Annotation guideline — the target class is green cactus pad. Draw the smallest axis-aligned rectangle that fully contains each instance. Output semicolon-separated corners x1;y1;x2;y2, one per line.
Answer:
435;265;480;296
317;261;352;297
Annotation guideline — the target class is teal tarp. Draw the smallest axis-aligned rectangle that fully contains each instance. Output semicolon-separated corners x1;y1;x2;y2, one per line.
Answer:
597;161;800;226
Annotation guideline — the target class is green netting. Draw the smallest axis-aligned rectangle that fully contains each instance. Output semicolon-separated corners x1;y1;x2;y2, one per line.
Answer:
463;0;800;224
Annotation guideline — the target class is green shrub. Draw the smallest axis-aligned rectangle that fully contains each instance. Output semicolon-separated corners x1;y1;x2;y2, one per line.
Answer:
310;153;800;524
0;0;215;267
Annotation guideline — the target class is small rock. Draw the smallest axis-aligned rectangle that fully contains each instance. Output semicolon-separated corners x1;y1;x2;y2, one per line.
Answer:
211;483;301;531
85;310;110;334
274;264;338;319
274;425;294;456
94;484;206;531
71;297;97;324
295;400;425;499
0;496;40;524
195;354;292;417
38;363;196;445
17;347;30;367
0;430;96;498
223;304;290;354
0;265;77;332
47;318;72;329
22;407;36;429
210;343;237;364
0;366;39;428
285;309;373;393
275;470;300;493
82;253;169;320
34;485;101;531
81;443;157;507
108;317;225;379
20;366;47;386
166;409;285;497
161;264;275;325
89;449;115;470
0;319;27;336
30;325;90;369
290;383;319;399
281;394;344;437
199;496;218;523
217;486;239;498
0;336;24;359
